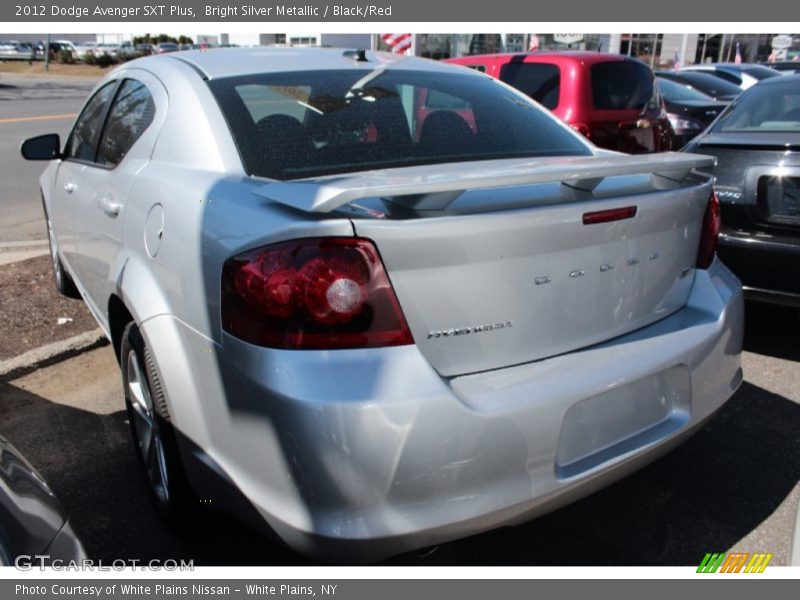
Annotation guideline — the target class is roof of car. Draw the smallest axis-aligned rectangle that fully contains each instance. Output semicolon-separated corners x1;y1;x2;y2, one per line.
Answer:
748;72;800;86
133;47;462;80
450;51;635;65
685;63;766;71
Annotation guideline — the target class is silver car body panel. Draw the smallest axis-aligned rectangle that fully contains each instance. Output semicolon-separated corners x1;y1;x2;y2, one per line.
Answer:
34;48;743;560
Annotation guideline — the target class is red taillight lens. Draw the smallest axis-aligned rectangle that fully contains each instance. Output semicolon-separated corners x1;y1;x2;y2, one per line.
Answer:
222;237;413;350
696;191;720;269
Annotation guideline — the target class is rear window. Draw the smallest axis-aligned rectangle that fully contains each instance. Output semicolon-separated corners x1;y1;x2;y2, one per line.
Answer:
713;81;800;132
672;72;742;98
591;60;655;110
498;62;560;110
209;69;590;181
656;77;712;102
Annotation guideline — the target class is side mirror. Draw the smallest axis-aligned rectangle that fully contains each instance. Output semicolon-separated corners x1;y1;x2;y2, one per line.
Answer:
21;134;63;161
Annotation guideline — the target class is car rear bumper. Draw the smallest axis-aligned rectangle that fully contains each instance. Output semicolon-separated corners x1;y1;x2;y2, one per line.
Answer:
718;228;800;305
143;258;743;561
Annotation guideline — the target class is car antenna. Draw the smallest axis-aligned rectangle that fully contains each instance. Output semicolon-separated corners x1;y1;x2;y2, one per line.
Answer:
343;48;369;62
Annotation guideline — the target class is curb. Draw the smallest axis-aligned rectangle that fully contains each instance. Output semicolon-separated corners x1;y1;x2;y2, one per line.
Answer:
0;329;109;382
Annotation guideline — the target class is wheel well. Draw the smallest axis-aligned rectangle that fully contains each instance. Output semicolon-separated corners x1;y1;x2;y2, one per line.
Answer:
108;295;134;364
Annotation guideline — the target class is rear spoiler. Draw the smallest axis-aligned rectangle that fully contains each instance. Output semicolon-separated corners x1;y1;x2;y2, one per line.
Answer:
255;152;716;214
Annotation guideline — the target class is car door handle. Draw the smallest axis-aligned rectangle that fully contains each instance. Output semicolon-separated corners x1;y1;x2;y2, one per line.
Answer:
98;196;121;217
63;182;77;194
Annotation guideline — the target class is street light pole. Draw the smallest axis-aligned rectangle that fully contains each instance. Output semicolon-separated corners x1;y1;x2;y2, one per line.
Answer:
44;33;50;72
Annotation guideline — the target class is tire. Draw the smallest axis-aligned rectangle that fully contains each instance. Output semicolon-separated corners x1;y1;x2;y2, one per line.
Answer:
120;321;197;526
42;199;80;299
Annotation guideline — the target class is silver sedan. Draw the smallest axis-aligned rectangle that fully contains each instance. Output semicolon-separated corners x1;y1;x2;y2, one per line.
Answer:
21;47;743;561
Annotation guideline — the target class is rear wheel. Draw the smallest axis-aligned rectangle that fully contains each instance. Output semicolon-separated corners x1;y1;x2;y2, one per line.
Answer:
43;200;80;298
121;322;197;525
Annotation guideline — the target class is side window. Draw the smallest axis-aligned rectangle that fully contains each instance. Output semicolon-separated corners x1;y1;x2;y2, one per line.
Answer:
498;62;560;110
66;82;116;162
96;79;156;167
466;64;487;73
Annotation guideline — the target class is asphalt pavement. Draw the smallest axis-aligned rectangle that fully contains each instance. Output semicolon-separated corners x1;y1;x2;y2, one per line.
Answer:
0;75;95;243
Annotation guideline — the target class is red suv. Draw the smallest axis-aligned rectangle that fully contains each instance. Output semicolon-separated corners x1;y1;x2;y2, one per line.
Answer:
447;52;674;153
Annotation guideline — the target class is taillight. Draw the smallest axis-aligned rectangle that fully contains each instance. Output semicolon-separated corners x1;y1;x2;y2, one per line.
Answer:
570;122;591;138
221;237;413;350
696;191;720;269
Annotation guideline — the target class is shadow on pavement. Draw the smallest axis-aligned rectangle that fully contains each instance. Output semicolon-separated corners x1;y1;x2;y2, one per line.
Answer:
0;375;798;565
743;301;800;362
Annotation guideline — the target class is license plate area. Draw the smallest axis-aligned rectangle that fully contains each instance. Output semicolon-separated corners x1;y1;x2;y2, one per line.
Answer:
555;365;691;479
757;175;800;225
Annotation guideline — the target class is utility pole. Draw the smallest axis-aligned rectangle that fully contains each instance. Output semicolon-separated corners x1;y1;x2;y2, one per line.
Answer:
680;32;689;67
44;33;50;72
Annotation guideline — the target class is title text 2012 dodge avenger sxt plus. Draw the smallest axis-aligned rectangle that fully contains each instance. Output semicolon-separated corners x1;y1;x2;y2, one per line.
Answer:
21;48;743;561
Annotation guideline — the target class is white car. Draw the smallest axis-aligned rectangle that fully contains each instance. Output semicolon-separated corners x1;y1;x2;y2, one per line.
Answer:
680;63;782;90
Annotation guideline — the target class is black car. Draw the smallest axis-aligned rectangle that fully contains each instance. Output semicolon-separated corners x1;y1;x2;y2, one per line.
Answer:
656;77;728;148
656;71;742;102
761;60;800;75
683;75;800;307
0;435;85;565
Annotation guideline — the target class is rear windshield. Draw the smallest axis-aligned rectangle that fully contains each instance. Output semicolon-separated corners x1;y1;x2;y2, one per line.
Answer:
209;69;591;180
713;81;800;132
591;60;655;110
671;72;742;98
498;62;560;110
656;77;713;102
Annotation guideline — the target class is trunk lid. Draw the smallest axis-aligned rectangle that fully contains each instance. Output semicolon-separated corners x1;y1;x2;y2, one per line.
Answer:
695;133;800;231
257;153;714;377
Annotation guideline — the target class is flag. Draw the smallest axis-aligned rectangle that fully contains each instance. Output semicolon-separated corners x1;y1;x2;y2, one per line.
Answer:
381;34;412;55
528;34;540;51
673;50;681;70
734;42;742;64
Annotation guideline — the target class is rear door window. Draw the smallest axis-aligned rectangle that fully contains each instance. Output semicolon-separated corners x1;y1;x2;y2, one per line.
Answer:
96;79;156;167
498;62;560;110
66;82;117;162
590;60;654;110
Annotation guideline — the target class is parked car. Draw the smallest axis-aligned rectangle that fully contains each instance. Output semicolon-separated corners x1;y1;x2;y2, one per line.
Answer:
114;41;138;58
154;42;179;54
0;435;85;565
656;77;729;148
135;43;154;56
655;70;741;103
21;47;743;561
683;75;800;306
762;60;800;76
680;63;781;90
0;41;35;61
447;51;674;153
73;42;99;60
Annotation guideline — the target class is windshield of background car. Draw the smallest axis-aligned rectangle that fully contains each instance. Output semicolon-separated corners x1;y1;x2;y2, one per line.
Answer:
656;77;713;102
590;60;655;110
208;68;591;180
713;81;800;132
